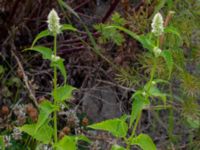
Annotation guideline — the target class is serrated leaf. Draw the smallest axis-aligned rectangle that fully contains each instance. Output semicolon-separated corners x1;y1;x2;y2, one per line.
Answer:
24;46;52;60
32;30;51;47
54;136;77;150
19;123;53;144
111;145;126;150
36;100;59;131
52;84;75;102
131;134;156;150
95;24;125;45
130;93;147;127
148;86;167;105
164;26;181;39
50;57;67;82
88;117;128;138
161;50;173;79
61;24;77;32
107;25;140;41
111;12;126;26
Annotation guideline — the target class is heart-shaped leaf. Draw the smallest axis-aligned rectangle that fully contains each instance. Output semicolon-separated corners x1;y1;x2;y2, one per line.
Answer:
52;85;76;102
88;117;128;138
19;123;53;144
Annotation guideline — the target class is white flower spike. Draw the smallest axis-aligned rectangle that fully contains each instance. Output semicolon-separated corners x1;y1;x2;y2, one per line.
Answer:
151;12;164;36
47;9;61;35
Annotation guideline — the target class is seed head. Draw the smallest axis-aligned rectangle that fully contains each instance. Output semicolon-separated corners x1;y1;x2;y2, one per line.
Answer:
12;128;22;140
151;12;164;36
1;105;9;115
47;9;61;35
66;110;79;127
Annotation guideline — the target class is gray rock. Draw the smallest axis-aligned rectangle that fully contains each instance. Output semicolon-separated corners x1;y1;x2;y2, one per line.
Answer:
82;86;122;122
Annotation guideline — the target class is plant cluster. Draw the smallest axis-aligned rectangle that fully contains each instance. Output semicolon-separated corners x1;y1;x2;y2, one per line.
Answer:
0;0;200;150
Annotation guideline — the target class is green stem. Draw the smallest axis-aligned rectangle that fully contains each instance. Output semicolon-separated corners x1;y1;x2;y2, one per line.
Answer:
53;34;58;143
127;111;142;150
147;57;157;92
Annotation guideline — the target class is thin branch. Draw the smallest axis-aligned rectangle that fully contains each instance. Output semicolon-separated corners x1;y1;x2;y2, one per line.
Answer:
11;50;39;108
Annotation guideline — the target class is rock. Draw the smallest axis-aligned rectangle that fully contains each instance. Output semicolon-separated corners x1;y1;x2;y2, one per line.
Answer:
82;86;122;122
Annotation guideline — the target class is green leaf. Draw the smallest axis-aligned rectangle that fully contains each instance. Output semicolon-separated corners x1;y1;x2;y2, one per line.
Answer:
164;26;181;39
52;84;76;102
76;135;91;143
54;136;77;150
111;145;126;150
150;0;166;19
167;0;173;9
0;136;5;150
57;0;80;19
161;50;173;79
152;79;169;85
111;12;126;26
32;30;51;47
24;46;52;60
61;24;77;32
107;25;156;51
137;35;155;51
50;57;67;82
131;134;156;150
107;25;140;42
19;123;53;144
130;93;147;127
95;24;125;45
88;117;128;138
186;116;200;129
36;101;59;131
149;86;167;105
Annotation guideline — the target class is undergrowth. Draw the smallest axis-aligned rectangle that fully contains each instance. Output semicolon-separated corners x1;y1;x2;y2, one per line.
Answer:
0;0;200;150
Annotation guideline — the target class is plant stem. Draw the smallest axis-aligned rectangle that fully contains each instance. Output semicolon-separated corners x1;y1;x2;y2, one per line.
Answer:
53;34;58;143
127;111;142;150
147;57;157;92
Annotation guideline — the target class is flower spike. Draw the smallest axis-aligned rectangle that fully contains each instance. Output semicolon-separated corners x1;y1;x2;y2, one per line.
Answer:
151;12;164;36
47;9;61;35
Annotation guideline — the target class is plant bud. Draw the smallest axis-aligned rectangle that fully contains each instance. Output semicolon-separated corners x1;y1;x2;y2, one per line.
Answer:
153;47;162;57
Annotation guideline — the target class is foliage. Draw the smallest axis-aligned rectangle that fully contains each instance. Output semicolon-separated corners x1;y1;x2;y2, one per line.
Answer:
1;1;200;150
17;9;80;149
94;12;125;45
